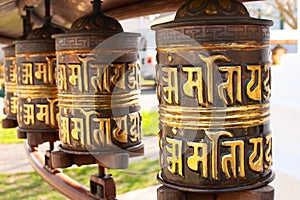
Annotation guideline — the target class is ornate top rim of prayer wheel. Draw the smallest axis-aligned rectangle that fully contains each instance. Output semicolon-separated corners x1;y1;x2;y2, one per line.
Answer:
2;45;15;57
152;0;273;29
26;23;64;40
152;0;273;46
52;0;140;51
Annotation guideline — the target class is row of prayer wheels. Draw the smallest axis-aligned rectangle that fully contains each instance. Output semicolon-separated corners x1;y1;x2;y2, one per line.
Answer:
3;0;143;156
1;0;274;196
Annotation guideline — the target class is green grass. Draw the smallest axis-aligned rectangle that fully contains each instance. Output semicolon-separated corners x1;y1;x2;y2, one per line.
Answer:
0;159;160;199
141;111;159;137
141;77;156;86
0;117;23;144
0;172;66;200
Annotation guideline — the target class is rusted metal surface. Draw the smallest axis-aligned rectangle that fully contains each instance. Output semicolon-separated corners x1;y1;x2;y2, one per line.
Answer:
53;0;143;158
152;0;274;193
2;45;18;128
25;142;96;200
14;0;63;145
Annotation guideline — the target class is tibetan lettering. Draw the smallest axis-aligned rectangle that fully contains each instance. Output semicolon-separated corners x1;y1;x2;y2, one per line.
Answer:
247;65;262;101
218;66;242;105
166;137;184;177
182;67;204;105
221;140;245;179
162;67;179;104
21;63;33;85
187;140;208;178
249;137;264;172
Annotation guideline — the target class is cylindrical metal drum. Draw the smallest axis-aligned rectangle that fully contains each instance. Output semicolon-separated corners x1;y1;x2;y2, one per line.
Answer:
0;61;4;94
152;0;274;192
2;45;18;128
15;15;63;143
53;0;143;155
1;7;32;129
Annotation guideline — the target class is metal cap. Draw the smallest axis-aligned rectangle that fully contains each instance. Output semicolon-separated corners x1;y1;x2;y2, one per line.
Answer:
69;0;123;33
26;24;63;39
26;0;63;39
175;0;250;22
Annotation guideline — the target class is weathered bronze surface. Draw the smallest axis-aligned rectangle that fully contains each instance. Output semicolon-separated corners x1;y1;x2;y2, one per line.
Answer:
0;62;4;93
53;0;143;156
2;45;18;128
1;6;33;129
152;0;274;192
14;1;63;145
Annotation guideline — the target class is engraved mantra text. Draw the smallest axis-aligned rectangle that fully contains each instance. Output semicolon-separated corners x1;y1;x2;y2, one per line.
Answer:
60;110;141;148
57;55;140;93
164;130;272;180
4;58;17;115
160;54;271;106
17;98;58;127
19;57;56;85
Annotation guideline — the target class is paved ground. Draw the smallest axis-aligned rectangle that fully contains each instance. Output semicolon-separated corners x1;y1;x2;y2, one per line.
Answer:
0;143;33;174
0;136;159;175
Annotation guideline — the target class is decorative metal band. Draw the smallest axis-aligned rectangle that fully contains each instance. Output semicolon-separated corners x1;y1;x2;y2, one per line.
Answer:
55;50;138;55
15;40;55;54
59;92;140;109
15;53;57;57
4;57;15;60
17;85;58;98
154;25;271;45
3;45;15;57
54;34;140;51
55;36;111;50
5;83;17;90
159;103;270;129
157;42;269;51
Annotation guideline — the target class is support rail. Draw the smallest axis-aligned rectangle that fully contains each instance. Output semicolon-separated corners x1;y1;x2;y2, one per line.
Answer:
25;141;96;200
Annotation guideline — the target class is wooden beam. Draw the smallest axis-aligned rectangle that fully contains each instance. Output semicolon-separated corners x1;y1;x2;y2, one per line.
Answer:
104;0;265;20
0;35;14;45
104;0;188;20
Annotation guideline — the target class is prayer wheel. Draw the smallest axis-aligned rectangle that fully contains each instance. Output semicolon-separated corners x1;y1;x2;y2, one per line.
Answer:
0;62;4;93
2;7;33;128
15;0;63;144
152;0;274;192
53;0;143;155
2;45;18;128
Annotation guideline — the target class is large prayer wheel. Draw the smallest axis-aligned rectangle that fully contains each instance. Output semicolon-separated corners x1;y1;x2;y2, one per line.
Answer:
53;0;143;155
2;45;18;128
15;1;63;144
152;0;274;192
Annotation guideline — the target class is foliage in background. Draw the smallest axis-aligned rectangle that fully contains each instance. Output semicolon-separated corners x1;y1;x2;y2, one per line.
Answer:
141;77;156;86
246;0;297;29
142;111;159;137
0;118;23;144
65;158;160;194
0;159;159;199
